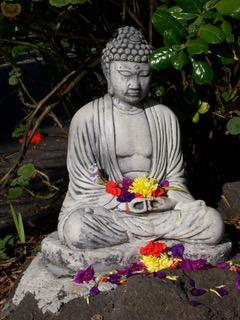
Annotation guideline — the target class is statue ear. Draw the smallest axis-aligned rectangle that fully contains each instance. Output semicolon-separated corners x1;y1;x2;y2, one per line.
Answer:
107;79;114;96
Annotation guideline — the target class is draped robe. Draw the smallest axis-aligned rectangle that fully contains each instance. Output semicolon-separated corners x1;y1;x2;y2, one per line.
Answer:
58;94;224;248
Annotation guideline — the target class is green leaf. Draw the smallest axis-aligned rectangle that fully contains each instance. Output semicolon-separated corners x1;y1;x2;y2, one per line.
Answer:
217;54;233;65
152;10;185;40
168;6;198;23
188;16;203;35
171;51;188;70
10;176;30;187
17;163;36;179
198;101;209;114
176;0;202;13
216;45;234;65
12;124;26;138
8;75;18;86
222;92;230;102
227;117;240;135
12;45;32;58
220;20;234;43
0;235;14;247
17;212;25;243
163;28;182;45
0;13;13;36
149;47;175;70
8;187;22;199
216;0;240;20
154;85;166;97
186;39;208;56
199;24;225;44
49;0;87;7
9;67;21;77
192;60;214;84
192;112;200;123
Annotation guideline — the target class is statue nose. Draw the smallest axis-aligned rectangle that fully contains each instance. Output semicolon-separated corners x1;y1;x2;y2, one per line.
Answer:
128;75;140;89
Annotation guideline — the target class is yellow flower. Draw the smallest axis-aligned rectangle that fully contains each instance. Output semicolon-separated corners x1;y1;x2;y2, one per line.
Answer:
128;177;158;198
141;253;176;272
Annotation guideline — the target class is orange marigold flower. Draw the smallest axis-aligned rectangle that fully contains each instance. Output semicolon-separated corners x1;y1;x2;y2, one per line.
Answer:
105;180;121;196
169;259;181;270
135;193;145;198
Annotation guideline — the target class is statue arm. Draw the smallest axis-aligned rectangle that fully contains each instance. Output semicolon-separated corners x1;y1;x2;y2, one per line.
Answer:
165;110;194;203
61;102;119;215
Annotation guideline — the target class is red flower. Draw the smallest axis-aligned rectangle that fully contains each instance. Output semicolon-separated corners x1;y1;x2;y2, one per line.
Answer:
139;241;167;257
19;130;43;145
105;180;121;196
152;187;166;197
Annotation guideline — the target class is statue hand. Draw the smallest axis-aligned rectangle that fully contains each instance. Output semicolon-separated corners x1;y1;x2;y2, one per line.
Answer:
117;198;148;213
147;197;176;212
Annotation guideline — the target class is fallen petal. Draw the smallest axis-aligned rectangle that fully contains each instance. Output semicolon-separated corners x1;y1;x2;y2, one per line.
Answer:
235;274;240;290
189;300;202;307
190;288;207;296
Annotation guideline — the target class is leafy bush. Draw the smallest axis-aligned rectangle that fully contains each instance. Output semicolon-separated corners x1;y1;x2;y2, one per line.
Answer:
150;0;240;133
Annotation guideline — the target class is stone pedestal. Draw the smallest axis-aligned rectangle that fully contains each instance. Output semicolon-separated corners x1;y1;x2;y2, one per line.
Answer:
2;232;231;317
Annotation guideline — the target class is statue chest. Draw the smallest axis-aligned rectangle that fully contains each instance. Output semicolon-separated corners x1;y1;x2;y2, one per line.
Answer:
114;108;152;167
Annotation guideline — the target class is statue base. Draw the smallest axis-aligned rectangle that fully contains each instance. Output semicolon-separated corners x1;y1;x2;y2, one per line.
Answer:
3;233;232;316
41;232;231;276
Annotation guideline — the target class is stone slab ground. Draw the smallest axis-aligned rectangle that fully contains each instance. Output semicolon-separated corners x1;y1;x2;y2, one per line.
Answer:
3;268;240;320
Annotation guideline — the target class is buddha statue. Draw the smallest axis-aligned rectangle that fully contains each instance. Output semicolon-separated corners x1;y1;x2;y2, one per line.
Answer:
58;26;224;251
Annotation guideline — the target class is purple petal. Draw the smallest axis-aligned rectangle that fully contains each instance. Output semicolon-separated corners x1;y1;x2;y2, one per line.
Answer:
188;278;196;288
121;178;133;189
216;287;229;297
129;262;145;274
181;259;208;271
154;271;166;279
108;274;121;284
73;265;95;284
189;300;202;307
170;243;185;258
190;288;207;296
235;274;240;290
117;191;135;203
216;261;229;270
160;179;169;187
230;253;240;260
90;286;100;297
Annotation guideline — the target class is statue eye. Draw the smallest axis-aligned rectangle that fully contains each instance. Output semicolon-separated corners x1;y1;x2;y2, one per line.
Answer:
118;70;132;77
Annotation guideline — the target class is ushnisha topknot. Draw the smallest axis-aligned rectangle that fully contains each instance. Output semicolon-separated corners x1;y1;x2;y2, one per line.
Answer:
101;26;153;79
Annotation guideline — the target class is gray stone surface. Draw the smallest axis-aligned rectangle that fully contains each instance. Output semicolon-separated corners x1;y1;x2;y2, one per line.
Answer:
2;237;231;317
42;232;232;276
4;268;240;320
3;253;116;316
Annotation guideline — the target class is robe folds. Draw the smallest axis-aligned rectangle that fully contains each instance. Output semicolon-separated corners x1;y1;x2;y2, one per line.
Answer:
58;94;224;246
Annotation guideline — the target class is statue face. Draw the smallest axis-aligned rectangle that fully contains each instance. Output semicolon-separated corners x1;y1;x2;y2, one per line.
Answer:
109;61;151;105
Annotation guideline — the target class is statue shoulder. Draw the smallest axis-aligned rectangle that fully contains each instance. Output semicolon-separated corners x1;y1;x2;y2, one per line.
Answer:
149;100;179;121
70;97;103;128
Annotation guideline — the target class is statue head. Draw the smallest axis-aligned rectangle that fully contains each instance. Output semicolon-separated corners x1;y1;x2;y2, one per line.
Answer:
102;26;153;105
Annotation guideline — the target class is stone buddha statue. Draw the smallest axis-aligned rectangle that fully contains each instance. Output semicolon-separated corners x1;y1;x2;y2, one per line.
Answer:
57;26;225;251
8;27;231;316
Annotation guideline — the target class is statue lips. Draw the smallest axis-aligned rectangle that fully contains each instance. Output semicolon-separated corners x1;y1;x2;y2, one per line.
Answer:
126;89;141;97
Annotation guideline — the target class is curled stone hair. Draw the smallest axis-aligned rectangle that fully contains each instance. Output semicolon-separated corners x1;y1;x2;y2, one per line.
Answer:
101;26;153;80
